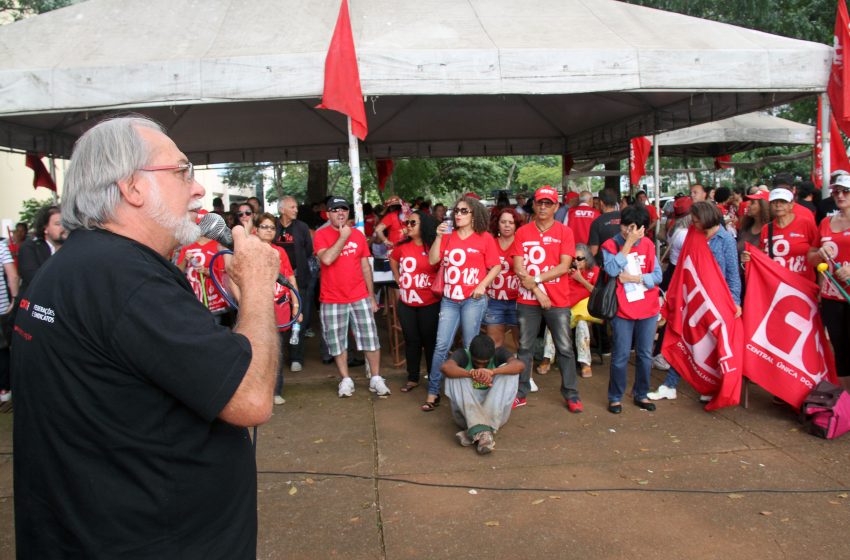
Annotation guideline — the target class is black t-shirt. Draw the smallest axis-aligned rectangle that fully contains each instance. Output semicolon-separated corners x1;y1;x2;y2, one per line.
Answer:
817;197;838;225
273;218;313;285
588;210;622;266
12;229;256;559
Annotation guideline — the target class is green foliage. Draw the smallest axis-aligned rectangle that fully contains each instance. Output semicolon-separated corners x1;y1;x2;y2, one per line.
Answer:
18;197;54;228
516;163;562;191
0;0;72;21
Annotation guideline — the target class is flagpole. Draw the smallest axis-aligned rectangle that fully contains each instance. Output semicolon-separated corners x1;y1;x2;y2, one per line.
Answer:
822;92;832;198
347;117;365;233
653;133;661;261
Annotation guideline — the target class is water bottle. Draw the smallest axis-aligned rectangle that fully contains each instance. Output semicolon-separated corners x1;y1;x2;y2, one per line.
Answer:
289;323;301;345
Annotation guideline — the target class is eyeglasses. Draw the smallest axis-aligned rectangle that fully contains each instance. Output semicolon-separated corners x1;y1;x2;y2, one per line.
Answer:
833;188;850;196
139;162;194;183
257;224;276;230
329;207;349;213
453;207;471;215
575;256;586;262
237;211;253;217
535;199;555;206
404;220;419;227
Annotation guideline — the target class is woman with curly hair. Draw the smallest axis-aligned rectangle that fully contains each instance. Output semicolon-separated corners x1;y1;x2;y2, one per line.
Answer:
484;207;523;349
421;196;502;411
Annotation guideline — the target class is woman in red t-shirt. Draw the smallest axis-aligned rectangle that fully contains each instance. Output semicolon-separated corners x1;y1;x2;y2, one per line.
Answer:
375;195;408;254
565;244;599;378
420;196;501;411
390;211;440;393
484;208;523;350
235;203;257;235
810;178;850;386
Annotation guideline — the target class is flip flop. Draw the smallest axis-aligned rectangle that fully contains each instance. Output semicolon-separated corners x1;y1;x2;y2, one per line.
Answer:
400;382;419;393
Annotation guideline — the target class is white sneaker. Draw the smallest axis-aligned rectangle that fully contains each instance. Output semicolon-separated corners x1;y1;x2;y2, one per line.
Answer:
0;390;10;403
291;361;303;372
529;378;539;393
699;394;712;403
338;377;355;398
647;385;677;400
273;395;285;405
369;375;391;396
652;354;671;371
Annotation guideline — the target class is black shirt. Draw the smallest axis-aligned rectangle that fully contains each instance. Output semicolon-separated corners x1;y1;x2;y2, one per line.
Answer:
273;218;313;286
588;210;621;266
13;229;256;559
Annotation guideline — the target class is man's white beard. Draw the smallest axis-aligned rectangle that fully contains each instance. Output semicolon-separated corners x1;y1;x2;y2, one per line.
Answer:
146;180;200;246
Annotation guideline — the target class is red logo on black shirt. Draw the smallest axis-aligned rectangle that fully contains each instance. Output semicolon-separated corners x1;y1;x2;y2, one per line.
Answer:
19;298;30;310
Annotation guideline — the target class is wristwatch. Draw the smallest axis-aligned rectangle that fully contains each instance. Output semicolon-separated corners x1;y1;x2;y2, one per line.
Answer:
534;274;542;285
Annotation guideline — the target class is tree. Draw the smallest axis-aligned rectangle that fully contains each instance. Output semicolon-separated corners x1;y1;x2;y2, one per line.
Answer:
18;197;54;228
0;0;72;22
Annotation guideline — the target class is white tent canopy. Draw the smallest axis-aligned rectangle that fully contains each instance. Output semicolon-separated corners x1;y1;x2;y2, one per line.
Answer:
0;0;832;163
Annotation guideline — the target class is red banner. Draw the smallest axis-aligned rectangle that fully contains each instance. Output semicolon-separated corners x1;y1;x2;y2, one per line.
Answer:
661;229;742;410
742;243;838;409
828;0;850;136
315;0;368;140
629;137;652;186
713;155;731;170
24;152;57;192
813;97;850;187
376;159;394;191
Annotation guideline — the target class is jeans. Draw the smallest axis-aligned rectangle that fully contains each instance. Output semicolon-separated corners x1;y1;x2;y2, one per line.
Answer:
275;332;287;396
397;301;440;382
662;368;682;389
517;303;578;401
608;315;656;402
427;296;489;397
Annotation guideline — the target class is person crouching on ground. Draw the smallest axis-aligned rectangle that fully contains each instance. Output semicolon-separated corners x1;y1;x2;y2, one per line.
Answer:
442;334;524;454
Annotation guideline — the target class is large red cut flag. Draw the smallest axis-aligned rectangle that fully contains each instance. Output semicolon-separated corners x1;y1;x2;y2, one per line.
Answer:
829;0;850;136
742;243;838;409
25;152;57;192
316;0;368;140
376;159;393;191
661;229;743;410
629;137;652;186
813;97;850;187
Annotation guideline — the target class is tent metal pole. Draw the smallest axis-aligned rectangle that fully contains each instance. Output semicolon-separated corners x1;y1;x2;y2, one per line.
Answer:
348;117;365;234
653;134;661;260
821;92;831;197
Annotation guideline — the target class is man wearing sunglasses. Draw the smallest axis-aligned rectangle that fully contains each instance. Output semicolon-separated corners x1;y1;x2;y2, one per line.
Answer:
12;116;281;558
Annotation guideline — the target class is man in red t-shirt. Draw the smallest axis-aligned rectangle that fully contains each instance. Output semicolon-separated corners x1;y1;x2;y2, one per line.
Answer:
565;191;601;245
511;185;583;413
314;197;391;398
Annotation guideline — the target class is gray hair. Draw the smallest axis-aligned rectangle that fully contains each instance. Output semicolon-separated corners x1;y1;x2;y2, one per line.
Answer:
575;243;592;260
579;191;593;204
277;195;297;209
62;116;163;231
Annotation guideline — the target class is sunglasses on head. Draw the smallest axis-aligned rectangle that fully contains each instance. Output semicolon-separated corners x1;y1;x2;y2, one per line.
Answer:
403;220;418;227
237;211;253;217
453;207;471;215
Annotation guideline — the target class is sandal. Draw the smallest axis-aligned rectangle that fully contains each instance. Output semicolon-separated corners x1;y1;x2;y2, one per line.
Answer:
420;395;441;412
400;382;419;393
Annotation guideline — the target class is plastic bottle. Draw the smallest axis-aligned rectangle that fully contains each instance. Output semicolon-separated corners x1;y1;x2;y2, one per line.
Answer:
290;323;301;345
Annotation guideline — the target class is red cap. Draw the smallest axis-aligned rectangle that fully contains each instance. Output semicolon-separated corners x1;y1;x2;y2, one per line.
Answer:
673;197;692;216
534;185;559;203
564;191;579;202
463;192;482;200
746;190;770;201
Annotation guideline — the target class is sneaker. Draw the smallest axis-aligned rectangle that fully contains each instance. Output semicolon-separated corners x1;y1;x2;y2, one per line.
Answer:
566;398;584;413
648;385;677;400
291;361;303;372
580;364;592;378
369;375;391;396
652;354;671;371
536;358;551;375
304;328;316;338
475;431;495;454
699;394;712;403
455;430;474;447
338;377;355;398
273;395;286;405
512;397;527;409
529;378;539;393
0;390;10;403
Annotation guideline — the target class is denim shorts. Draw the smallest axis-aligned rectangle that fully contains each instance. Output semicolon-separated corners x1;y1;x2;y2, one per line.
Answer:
483;298;518;326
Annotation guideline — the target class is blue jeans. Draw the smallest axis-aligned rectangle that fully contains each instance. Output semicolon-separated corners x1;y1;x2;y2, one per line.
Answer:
427;296;489;397
516;303;578;401
608;315;655;403
662;368;681;388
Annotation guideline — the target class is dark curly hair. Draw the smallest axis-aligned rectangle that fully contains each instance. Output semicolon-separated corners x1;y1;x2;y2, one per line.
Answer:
396;210;437;250
453;196;490;234
489;207;524;237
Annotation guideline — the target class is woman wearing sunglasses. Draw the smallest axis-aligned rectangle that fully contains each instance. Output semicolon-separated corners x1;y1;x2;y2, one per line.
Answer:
390;212;440;393
235;203;257;235
565;244;600;378
422;196;501;411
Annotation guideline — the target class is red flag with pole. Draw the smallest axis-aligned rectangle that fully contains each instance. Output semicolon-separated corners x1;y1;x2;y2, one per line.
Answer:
316;0;368;140
814;97;850;187
829;0;850;136
661;229;743;411
742;243;837;409
25;152;57;192
629;137;652;186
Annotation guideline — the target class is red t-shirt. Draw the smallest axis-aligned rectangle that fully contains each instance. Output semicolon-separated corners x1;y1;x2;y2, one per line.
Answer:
364;213;377;237
759;216;819;282
487;239;520;301
566;205;601;245
566;266;599;307
437;231;501;301
601;237;660;320
380;212;406;246
794;204;815;224
817;217;850;301
272;245;295;330
511;221;576;307
177;239;229;313
314;227;371;304
392;241;439;307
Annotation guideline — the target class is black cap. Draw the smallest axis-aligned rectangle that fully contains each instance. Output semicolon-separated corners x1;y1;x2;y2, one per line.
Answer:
327;197;350;210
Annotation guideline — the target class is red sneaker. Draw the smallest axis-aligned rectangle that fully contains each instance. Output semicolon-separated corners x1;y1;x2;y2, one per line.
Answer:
512;397;527;409
566;398;584;413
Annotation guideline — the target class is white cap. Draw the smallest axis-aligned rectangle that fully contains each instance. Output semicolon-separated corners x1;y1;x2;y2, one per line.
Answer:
830;174;850;190
769;188;794;203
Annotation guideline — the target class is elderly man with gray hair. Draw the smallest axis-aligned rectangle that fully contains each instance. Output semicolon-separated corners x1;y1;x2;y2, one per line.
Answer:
12;116;280;558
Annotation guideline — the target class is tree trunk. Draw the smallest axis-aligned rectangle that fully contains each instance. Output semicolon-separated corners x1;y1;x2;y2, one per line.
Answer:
307;161;329;202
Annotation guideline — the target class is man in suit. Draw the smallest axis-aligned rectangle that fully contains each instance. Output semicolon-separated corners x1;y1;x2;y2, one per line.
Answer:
18;205;66;296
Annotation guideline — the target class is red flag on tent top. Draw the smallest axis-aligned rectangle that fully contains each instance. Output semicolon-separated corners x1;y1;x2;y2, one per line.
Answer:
25;152;57;192
316;0;368;141
828;0;850;136
629;137;652;186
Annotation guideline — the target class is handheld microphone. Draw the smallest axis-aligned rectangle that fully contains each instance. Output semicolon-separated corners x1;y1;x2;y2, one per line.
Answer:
199;213;296;290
